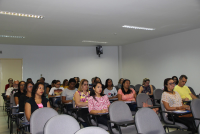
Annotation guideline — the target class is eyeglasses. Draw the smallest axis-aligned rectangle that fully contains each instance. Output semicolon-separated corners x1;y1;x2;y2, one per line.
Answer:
168;83;175;85
28;86;33;88
20;84;25;86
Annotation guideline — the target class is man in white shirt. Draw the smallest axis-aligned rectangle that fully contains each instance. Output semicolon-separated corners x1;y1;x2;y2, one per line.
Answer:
6;80;19;100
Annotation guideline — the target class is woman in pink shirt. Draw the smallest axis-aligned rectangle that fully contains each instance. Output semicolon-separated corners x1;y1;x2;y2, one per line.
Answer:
118;79;137;111
88;82;110;126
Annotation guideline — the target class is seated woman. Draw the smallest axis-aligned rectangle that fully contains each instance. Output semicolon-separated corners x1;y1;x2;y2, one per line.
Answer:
104;79;118;99
161;78;195;133
118;79;137;111
138;78;154;99
25;82;50;121
61;79;69;89
94;77;105;90
74;79;90;127
117;78;124;89
74;77;80;88
62;78;78;111
14;81;26;105
88;82;110;126
46;80;56;95
18;82;34;121
172;76;179;85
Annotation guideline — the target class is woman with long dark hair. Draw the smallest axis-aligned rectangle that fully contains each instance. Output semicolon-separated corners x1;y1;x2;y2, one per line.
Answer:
88;82;110;126
25;82;50;121
14;81;26;105
104;79;118;99
118;79;137;111
172;76;179;85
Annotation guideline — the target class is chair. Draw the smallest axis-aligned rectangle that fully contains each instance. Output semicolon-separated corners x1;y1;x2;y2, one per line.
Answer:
135;108;182;134
44;115;80;134
151;85;156;90
199;123;200;134
30;107;58;134
188;86;197;97
134;84;142;94
160;102;188;130
129;85;135;89
191;99;200;131
136;93;153;108
75;127;109;134
115;86;119;91
153;89;163;106
108;101;136;134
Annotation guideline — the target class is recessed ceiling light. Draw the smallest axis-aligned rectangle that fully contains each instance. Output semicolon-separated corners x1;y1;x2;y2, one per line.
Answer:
82;40;107;44
0;11;44;19
0;35;25;38
122;25;155;31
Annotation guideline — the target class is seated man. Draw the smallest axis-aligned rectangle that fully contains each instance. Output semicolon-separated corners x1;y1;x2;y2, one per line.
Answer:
6;80;19;100
174;75;197;101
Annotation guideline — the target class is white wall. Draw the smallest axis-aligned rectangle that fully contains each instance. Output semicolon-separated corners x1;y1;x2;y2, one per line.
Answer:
122;28;200;94
0;45;119;85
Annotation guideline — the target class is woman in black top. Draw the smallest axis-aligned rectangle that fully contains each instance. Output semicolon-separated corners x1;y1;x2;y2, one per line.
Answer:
18;82;34;120
14;81;26;105
25;82;50;121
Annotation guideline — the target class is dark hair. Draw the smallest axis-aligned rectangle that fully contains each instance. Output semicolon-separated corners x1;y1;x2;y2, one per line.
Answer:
90;82;104;102
118;78;124;84
179;75;188;80
94;77;102;83
51;80;57;85
27;78;32;81
55;80;60;84
142;78;150;85
36;79;40;83
172;76;179;85
18;81;26;94
8;78;13;82
105;79;113;88
62;79;68;86
121;79;132;95
164;78;173;92
41;77;45;81
24;81;34;94
69;78;76;84
32;82;45;99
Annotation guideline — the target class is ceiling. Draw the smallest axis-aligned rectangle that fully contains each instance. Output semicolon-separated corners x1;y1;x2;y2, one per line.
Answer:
0;0;200;46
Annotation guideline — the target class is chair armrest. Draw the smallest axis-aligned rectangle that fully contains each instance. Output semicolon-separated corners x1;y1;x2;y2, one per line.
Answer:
161;111;175;125
194;118;200;121
12;112;24;115
7;106;19;109
148;105;160;109
108;120;135;126
163;124;181;130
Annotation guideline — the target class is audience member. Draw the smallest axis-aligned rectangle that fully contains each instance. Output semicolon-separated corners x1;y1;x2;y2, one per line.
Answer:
74;79;90;127
74;77;80;88
172;76;178;85
61;79;69;89
18;81;34;121
62;78;77;111
161;78;195;132
117;78;124;89
25;82;50;121
14;81;26;105
104;79;118;99
94;77;105;90
174;75;197;101
6;80;19;100
88;82;110;126
138;78;154;99
5;78;13;92
36;79;40;83
89;77;95;90
118;79;137;111
40;77;49;96
26;78;33;83
46;80;56;95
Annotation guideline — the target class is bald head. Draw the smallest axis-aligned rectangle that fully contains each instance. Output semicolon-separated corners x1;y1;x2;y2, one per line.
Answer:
13;80;19;89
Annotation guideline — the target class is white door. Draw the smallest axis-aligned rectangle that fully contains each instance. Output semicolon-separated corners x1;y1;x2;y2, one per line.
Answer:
0;59;22;106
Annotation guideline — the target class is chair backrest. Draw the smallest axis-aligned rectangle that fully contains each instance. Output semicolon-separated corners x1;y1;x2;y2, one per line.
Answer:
44;115;80;134
151;85;156;90
109;101;133;122
10;93;17;113
153;89;163;100
30;107;58;134
135;108;165;134
136;93;152;108
188;86;197;96
75;127;109;134
130;85;135;89
191;99;200;127
198;123;200;134
114;86;119;91
135;84;142;93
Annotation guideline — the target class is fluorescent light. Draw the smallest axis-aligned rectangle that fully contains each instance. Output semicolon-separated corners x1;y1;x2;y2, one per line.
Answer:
82;40;107;44
0;35;25;38
0;11;44;19
122;25;155;31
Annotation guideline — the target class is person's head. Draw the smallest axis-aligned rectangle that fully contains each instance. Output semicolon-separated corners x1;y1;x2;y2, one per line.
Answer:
55;80;61;88
68;78;76;89
25;82;34;94
40;77;45;84
142;78;150;87
164;78;175;92
105;79;114;88
62;79;68;86
178;75;188;87
8;78;13;84
32;82;45;98
18;81;26;93
78;79;89;92
51;80;56;87
36;79;40;83
121;79;132;95
172;76;178;85
90;82;104;101
13;80;19;89
94;77;102;83
91;77;95;84
26;78;32;83
118;78;124;84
